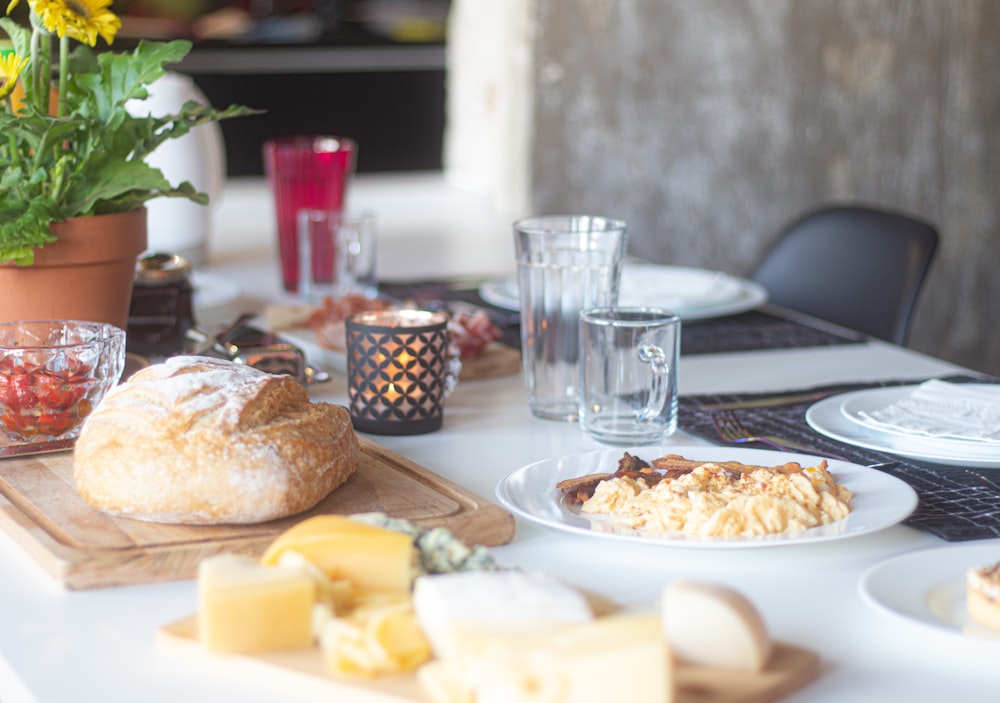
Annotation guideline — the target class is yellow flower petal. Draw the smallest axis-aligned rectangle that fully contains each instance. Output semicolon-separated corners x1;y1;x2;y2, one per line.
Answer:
33;0;120;46
0;52;29;101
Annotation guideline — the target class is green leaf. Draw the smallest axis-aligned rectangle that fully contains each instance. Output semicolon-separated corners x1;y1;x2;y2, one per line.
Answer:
0;197;59;266
72;40;193;122
0;17;31;56
0;33;262;264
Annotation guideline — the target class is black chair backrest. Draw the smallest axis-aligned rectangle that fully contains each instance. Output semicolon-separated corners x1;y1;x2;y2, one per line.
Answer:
751;205;938;345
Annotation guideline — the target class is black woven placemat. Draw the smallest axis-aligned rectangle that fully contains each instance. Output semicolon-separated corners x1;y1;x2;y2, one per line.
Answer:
378;279;522;348
680;308;867;355
378;280;866;356
678;376;1000;541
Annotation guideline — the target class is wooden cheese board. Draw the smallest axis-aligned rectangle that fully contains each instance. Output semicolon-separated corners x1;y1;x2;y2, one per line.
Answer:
158;616;821;703
455;342;522;381
278;320;523;382
0;436;515;590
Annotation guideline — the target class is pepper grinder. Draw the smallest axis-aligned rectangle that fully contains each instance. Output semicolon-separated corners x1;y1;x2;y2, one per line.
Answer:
126;253;196;358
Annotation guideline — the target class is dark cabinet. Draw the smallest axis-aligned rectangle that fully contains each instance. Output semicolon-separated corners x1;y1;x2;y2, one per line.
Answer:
180;43;446;176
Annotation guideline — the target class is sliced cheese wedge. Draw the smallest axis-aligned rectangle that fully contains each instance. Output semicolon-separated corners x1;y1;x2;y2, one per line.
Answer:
198;553;316;654
260;515;416;593
661;579;773;671
412;570;594;658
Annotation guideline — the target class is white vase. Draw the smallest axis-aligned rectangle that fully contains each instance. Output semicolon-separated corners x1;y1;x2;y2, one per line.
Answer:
126;72;226;265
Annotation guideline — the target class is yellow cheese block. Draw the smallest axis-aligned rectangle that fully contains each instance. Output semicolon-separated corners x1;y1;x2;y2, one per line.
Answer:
260;515;416;593
419;613;673;703
198;554;317;654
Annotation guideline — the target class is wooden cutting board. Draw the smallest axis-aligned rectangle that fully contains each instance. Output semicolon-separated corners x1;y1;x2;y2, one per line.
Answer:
0;436;514;590
456;342;521;381
158;616;821;703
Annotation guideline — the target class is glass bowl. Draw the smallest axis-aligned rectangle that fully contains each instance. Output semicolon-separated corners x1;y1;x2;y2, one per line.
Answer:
0;320;126;443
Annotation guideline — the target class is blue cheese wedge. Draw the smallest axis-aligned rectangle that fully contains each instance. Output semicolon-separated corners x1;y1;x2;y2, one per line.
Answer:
350;512;499;574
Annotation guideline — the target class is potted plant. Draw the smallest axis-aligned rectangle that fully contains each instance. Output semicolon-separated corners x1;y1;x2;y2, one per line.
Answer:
0;0;257;327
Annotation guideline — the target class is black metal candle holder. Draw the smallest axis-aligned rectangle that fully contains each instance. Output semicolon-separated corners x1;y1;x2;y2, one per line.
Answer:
345;309;452;435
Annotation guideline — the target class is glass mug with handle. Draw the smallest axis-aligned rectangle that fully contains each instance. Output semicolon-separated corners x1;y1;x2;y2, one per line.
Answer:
578;307;680;445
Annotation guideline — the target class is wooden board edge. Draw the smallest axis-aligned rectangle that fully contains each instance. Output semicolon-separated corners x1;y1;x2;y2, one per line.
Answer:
61;537;275;590
7;503;514;592
356;436;516;547
158;616;424;703
0;492;71;586
675;643;822;703
0;438;515;590
159;615;821;703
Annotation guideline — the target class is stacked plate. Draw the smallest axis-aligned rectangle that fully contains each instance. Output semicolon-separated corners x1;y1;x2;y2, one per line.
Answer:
806;382;1000;469
479;264;768;320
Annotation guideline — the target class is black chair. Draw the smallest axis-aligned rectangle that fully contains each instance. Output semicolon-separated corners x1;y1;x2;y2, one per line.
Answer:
750;204;939;345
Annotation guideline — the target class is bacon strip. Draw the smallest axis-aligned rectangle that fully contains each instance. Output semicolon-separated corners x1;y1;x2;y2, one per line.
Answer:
556;452;826;504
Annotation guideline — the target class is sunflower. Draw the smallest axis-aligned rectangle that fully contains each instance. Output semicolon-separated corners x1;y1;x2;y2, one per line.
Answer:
33;0;119;47
0;51;29;100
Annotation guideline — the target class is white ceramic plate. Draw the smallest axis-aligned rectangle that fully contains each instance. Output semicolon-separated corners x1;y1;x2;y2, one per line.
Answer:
840;385;1000;458
807;393;1000;469
191;272;241;321
495;445;916;548
279;325;348;374
859;542;1000;643
479;264;768;320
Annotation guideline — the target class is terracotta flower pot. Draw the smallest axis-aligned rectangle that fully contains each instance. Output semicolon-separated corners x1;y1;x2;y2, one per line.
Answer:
0;209;148;330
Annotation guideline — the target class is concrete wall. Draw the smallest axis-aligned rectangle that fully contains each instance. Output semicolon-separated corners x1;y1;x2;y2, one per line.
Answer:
447;0;1000;376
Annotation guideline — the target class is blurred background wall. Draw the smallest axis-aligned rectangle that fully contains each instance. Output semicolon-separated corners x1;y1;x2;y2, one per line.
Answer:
447;0;1000;377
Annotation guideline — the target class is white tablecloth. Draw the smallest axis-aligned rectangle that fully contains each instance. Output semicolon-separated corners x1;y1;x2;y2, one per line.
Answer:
1;174;994;703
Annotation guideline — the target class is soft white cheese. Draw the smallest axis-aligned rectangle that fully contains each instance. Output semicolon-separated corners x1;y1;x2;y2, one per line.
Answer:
412;570;594;658
661;579;772;671
419;614;673;703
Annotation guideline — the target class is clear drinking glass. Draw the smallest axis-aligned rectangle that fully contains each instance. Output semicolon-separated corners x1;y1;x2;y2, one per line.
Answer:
514;215;627;421
263;135;356;293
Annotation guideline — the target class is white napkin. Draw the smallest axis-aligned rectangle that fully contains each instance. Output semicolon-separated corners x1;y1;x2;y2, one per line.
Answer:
858;380;1000;443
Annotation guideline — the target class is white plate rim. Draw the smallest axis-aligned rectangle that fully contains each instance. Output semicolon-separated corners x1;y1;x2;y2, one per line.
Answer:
839;385;1000;450
478;277;519;310
279;325;348;374
479;264;768;321
858;542;1000;644
191;271;241;313
494;444;917;549
807;392;1000;469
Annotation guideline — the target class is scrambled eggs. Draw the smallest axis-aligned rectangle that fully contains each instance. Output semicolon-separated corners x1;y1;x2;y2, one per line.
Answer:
581;461;853;537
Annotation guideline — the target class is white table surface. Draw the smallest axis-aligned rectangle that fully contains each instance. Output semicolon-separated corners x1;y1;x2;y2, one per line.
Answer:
2;174;996;702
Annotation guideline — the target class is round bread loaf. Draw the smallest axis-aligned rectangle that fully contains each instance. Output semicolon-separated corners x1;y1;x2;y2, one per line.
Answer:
73;355;360;525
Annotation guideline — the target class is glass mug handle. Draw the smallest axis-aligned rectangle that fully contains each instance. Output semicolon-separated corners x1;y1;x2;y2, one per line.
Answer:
444;327;463;398
636;343;669;423
337;217;362;283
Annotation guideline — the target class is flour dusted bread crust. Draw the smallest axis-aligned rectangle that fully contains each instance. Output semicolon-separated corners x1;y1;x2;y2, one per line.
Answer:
73;356;360;525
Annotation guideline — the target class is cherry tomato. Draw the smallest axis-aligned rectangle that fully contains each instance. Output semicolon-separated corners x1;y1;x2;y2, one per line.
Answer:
0;357;95;438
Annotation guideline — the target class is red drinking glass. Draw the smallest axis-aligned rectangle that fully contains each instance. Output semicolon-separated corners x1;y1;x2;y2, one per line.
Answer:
263;136;357;292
